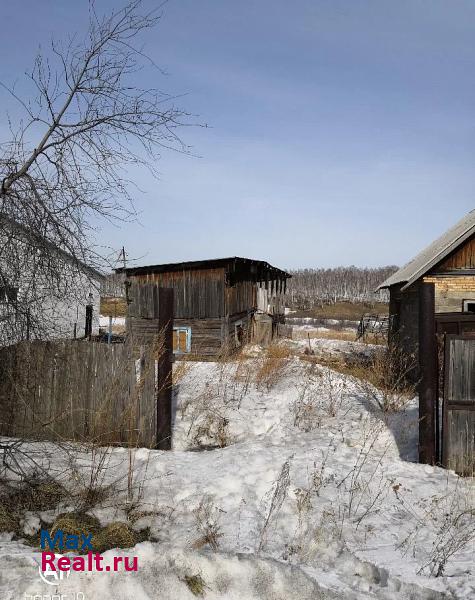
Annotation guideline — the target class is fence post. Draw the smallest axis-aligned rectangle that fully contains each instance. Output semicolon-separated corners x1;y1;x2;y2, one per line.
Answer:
156;287;173;450
418;281;437;465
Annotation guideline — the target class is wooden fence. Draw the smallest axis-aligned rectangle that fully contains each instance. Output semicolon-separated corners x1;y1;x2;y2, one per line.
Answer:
443;335;475;475
0;284;174;449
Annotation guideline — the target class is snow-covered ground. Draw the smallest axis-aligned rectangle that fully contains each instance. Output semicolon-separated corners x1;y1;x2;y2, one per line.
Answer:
289;328;381;360
1;338;474;599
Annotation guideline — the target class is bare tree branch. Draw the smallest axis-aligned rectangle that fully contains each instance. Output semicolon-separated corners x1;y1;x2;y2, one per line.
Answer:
0;0;191;342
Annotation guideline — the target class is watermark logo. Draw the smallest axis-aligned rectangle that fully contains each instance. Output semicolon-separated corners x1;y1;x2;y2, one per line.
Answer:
35;527;139;578
37;554;71;585
40;530;93;553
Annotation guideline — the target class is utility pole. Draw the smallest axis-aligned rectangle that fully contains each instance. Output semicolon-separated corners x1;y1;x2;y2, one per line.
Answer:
119;246;127;270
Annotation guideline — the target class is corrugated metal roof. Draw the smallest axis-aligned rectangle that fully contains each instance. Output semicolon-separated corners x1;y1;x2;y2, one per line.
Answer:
378;209;475;290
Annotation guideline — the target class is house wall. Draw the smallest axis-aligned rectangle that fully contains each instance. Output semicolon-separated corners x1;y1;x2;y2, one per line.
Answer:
390;276;475;353
0;231;102;345
437;236;475;270
225;280;257;316
126;265;287;358
130;268;226;319
227;311;252;351
174;317;224;356
422;275;475;313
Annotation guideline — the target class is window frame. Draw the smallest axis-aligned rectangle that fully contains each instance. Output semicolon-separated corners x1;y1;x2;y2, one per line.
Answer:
462;299;475;314
173;326;192;354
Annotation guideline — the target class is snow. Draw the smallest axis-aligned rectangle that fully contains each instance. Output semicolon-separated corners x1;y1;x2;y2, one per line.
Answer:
1;338;474;599
99;316;126;327
289;331;381;360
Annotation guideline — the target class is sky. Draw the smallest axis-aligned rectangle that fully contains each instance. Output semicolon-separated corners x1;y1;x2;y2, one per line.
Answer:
1;0;475;270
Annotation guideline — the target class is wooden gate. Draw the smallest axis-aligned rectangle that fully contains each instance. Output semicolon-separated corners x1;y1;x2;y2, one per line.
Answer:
418;285;475;469
442;335;475;475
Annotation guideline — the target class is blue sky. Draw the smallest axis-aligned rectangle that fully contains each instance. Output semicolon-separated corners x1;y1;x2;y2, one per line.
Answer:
1;1;475;269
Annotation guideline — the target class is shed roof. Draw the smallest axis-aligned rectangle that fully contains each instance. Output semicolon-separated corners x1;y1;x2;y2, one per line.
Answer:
117;256;291;280
378;209;475;290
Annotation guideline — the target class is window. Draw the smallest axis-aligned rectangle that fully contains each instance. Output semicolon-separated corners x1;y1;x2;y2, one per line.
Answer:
173;326;191;354
463;300;475;313
0;286;18;304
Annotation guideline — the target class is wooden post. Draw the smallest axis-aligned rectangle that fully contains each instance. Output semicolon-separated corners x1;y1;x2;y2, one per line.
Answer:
418;282;437;464
156;287;173;450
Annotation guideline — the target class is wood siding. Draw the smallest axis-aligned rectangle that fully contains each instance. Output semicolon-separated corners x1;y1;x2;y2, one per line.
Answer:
130;268;226;319
438;235;475;271
225;280;257;316
0;340;163;447
174;317;223;356
443;336;475;475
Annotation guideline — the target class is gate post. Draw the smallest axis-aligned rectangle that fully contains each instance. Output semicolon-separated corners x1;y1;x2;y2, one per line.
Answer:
156;288;173;450
418;282;437;464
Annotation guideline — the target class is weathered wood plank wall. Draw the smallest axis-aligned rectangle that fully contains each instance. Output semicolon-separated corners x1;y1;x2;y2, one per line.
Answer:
0;340;159;447
443;335;475;475
0;283;174;448
438;236;475;270
174;317;223;356
225;280;257;316
132;268;225;318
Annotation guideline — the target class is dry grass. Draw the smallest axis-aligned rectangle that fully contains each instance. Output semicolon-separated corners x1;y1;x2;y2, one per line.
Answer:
94;521;143;553
290;301;389;321
191;496;223;551
184;574;206;597
172;358;192;385
258;457;292;553
25;511;147;553
304;344;417;413
192;413;231;449
0;505;20;534
255;343;293;390
0;478;68;536
292;364;346;431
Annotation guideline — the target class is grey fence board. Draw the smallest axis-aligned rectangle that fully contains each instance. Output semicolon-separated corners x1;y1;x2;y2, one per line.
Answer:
0;283;173;449
443;335;475;475
0;340;161;447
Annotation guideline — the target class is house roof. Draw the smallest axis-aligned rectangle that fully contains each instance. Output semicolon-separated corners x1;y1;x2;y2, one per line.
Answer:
117;256;291;280
378;209;475;291
0;213;105;281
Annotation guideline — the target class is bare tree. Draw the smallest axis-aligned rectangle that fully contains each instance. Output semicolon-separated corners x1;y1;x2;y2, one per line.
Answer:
285;266;398;309
0;0;189;341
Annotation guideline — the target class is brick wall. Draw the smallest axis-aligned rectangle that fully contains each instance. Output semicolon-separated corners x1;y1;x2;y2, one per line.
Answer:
423;275;475;312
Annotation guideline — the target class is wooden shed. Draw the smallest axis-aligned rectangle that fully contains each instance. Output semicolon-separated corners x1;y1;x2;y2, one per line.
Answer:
117;257;291;357
378;209;475;358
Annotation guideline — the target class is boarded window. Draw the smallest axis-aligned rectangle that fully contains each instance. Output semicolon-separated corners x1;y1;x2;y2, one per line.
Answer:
173;326;191;354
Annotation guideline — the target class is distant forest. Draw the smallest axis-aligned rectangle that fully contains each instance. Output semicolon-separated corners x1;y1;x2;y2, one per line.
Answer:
285;266;398;308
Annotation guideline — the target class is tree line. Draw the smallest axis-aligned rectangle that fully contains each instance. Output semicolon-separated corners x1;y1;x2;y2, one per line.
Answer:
285;266;398;308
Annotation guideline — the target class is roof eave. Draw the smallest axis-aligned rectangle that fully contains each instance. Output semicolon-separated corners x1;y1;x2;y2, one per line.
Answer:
399;225;475;291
